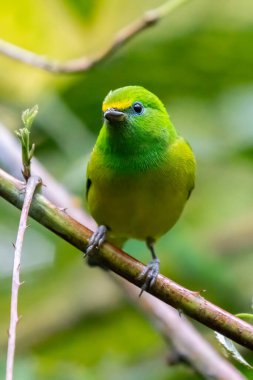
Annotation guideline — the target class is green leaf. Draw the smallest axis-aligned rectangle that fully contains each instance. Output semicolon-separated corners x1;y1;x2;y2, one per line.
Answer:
16;105;39;180
21;105;39;130
215;313;253;369
236;313;253;323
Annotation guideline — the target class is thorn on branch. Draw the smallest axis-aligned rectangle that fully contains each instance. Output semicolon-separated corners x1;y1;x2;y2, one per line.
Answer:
166;351;185;366
144;10;159;26
17;315;23;325
59;207;68;213
191;289;206;298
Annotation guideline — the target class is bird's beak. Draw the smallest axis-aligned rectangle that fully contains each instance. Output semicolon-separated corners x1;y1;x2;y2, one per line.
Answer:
104;108;126;123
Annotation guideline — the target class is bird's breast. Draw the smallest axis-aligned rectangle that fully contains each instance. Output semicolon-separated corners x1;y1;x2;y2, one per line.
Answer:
87;138;195;240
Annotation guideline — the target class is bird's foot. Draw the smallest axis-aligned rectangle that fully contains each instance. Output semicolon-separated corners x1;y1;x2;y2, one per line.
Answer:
85;225;107;257
138;257;160;297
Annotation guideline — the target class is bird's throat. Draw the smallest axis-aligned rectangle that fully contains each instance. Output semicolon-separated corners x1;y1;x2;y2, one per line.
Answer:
97;126;171;172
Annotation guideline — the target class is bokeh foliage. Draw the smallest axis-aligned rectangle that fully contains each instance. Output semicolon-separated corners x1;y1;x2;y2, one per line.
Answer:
0;0;253;379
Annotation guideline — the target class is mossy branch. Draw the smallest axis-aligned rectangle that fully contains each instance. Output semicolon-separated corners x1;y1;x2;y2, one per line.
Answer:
1;167;253;351
0;125;247;379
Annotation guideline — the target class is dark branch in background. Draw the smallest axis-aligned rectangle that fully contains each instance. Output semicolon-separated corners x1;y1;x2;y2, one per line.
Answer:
0;125;247;380
0;0;188;73
1;168;253;352
120;279;246;380
121;279;245;380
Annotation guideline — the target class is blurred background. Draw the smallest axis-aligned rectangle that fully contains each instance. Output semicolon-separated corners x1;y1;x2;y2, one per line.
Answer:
0;0;253;379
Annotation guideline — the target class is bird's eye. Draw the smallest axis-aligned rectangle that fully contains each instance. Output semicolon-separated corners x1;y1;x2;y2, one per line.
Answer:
133;102;144;114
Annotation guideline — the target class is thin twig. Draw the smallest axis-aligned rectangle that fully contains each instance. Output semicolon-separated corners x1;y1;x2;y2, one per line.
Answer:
119;279;246;380
1;168;253;351
5;175;42;380
0;0;189;73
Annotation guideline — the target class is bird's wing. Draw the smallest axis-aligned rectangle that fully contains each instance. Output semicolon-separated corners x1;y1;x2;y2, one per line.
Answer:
86;177;92;200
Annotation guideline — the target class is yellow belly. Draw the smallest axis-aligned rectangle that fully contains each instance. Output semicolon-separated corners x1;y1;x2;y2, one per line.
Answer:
87;138;195;241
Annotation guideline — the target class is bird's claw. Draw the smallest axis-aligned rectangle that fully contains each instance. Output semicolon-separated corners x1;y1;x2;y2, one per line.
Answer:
138;257;160;297
85;225;107;257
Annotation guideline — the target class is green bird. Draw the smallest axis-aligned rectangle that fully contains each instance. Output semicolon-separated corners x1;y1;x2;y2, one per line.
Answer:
86;86;196;294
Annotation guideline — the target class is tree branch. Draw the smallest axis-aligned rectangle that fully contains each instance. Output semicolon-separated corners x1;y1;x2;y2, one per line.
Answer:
1;167;253;351
5;175;42;380
119;279;247;380
0;0;188;73
0;124;247;379
0;123;95;227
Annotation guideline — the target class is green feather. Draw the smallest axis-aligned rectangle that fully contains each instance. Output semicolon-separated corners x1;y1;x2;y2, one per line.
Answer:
86;86;196;242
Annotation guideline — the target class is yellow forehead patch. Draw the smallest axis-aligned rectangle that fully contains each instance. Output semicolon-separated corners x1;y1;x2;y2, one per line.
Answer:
102;99;132;112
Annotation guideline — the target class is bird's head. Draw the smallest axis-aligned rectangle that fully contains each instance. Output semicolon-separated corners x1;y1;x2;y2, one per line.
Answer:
103;86;170;128
99;86;177;155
